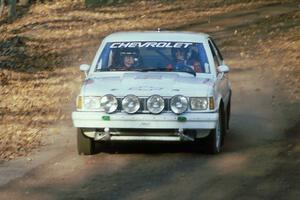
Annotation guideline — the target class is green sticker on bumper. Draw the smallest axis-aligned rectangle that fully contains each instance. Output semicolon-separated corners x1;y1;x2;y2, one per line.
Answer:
177;116;187;122
102;116;110;121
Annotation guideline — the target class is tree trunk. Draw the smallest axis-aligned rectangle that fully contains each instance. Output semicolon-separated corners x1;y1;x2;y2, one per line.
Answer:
8;0;16;20
85;0;123;7
20;0;30;6
0;0;5;17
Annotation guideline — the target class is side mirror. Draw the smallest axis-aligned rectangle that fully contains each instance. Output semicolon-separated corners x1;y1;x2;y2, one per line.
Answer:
80;64;90;76
217;64;230;73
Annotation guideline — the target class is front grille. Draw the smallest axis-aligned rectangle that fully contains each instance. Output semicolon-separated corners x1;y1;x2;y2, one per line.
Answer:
116;97;170;113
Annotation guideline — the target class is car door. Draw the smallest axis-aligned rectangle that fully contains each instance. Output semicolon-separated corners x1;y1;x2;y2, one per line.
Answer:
211;38;231;104
208;39;229;103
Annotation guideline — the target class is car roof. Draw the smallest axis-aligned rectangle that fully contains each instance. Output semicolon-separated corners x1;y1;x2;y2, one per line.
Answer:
103;31;210;43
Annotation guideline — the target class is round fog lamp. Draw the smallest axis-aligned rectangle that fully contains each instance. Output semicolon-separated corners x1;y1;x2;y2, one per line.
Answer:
170;95;188;114
122;95;140;114
100;94;118;113
147;95;165;114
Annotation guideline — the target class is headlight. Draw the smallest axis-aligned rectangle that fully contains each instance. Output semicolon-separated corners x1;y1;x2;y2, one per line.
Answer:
100;94;118;113
147;95;165;114
190;97;208;110
170;95;188;114
84;96;101;110
122;95;140;114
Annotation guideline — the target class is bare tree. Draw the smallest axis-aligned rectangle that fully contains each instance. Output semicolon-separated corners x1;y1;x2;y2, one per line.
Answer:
85;0;125;7
8;0;16;20
0;0;5;17
20;0;30;6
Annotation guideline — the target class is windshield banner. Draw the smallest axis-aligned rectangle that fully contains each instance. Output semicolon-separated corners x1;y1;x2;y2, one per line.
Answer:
110;42;193;49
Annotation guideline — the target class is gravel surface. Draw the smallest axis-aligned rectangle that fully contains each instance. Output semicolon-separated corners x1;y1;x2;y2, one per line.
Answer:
0;1;299;199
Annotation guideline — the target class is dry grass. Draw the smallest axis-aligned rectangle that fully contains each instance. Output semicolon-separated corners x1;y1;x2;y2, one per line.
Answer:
0;68;81;159
240;9;300;103
0;0;299;160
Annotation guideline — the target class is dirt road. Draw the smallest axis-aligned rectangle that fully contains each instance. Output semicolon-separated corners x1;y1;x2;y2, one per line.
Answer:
0;2;299;200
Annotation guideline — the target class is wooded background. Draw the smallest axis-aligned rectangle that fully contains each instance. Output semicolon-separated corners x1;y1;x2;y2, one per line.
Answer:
1;0;156;20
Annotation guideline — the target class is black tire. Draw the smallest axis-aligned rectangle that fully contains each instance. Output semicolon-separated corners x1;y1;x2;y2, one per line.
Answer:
226;100;231;131
203;107;225;154
77;128;95;155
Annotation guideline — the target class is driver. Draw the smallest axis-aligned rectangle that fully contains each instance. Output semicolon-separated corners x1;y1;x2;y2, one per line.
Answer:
173;48;188;70
122;54;135;70
169;47;201;73
119;48;140;70
187;48;202;73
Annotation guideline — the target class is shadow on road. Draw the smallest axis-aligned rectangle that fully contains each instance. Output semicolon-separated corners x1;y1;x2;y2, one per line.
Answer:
94;141;208;155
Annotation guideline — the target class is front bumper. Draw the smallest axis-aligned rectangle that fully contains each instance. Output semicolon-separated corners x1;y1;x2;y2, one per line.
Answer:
72;111;218;130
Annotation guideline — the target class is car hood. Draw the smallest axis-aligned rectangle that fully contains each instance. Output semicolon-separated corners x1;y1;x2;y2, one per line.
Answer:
81;72;214;97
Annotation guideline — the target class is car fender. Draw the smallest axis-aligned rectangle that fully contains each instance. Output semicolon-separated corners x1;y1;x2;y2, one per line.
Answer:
215;94;223;112
223;89;231;109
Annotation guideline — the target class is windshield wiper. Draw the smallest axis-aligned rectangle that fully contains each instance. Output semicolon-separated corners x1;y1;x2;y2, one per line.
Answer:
135;67;168;72
175;66;196;77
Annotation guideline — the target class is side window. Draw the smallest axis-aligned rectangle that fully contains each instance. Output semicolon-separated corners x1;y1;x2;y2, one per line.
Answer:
208;40;220;67
210;38;223;61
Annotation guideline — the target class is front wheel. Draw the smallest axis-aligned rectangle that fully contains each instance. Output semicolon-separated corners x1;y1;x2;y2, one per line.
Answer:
203;109;225;154
77;128;95;155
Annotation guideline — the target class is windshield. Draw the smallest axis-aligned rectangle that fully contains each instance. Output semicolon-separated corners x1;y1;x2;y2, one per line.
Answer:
95;41;210;74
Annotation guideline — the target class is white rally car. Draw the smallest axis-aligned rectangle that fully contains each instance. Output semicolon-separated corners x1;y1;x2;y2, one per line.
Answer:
72;31;231;155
